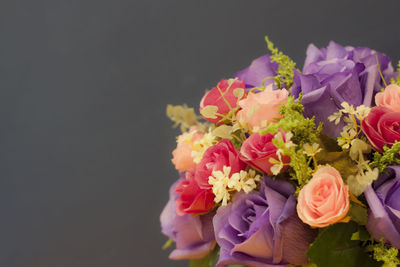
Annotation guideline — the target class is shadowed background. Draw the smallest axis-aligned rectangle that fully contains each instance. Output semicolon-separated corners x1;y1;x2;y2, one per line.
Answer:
0;0;399;266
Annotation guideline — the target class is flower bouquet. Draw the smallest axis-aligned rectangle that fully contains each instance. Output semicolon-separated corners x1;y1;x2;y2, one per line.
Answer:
160;36;400;267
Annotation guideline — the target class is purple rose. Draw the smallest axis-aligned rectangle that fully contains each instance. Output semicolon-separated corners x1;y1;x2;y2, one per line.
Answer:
160;178;216;260
292;41;395;137
213;177;316;267
365;166;400;248
235;54;279;90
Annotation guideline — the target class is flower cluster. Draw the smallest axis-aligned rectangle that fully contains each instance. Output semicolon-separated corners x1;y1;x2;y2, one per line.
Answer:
161;37;400;267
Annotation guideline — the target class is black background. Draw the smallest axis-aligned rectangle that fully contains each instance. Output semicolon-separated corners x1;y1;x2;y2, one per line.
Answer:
1;1;399;266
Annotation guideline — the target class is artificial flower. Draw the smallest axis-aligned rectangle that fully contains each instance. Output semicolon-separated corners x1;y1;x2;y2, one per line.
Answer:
292;41;395;137
361;106;400;153
365;166;400;249
175;169;215;215
240;132;290;175
199;79;245;124
297;166;350;227
236;85;288;131
161;178;216;259
213;177;316;267
375;84;400;112
171;127;203;172
195;139;246;190
235;54;279;90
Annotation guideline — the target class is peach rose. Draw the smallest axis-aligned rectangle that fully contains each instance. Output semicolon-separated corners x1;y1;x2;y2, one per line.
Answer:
297;166;350;228
375;84;400;112
237;84;288;130
171;128;203;172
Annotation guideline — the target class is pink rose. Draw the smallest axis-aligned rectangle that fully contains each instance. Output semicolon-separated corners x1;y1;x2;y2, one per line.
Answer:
237;84;288;130
239;132;290;175
195;139;246;189
171;128;203;172
297;166;350;228
375;84;400;112
175;170;215;215
199;79;245;124
361;106;400;153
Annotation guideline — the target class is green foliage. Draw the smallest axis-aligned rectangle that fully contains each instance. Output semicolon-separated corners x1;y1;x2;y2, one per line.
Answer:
370;141;400;172
265;36;297;89
351;226;372;242
368;239;400;267
272;136;313;192
261;95;321;147
348;204;368;225
260;95;321;191
390;60;400;86
307;222;380;267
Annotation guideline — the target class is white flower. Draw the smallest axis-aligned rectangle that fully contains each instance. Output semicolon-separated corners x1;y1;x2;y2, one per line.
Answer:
340;102;356;114
229;169;261;194
347;168;379;196
191;131;216;164
208;166;232;206
209;166;262;205
349;139;371;161
328;111;342;125
269;149;284;175
355;105;371;120
303;143;322;157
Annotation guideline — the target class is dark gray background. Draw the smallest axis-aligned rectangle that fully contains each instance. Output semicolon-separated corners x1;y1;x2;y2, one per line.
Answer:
0;0;399;266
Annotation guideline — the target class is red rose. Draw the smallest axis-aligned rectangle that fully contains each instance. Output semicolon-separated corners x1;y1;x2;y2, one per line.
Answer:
175;170;215;215
239;132;290;175
195;139;246;189
199;79;245;124
362;106;400;152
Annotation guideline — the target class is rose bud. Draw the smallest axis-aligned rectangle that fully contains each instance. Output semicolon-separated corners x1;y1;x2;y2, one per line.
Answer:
171;127;203;172
175;169;215;215
161;178;216;259
361;106;400;153
239;132;290;175
375;84;400;112
199;79;245;124
236;84;288;130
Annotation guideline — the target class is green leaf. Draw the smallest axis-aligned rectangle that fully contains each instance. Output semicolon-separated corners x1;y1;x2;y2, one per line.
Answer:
307;222;380;267
162;239;173;250
351;226;372;242
348;204;368;225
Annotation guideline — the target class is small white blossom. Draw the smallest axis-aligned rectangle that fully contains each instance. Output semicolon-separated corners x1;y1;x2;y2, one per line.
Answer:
191;131;216;164
328;111;342;125
229;169;261;194
338;128;357;149
340;102;356;114
269;149;284;175
347;168;379;196
303;143;322;157
355;105;371;120
349;139;371;161
208;166;232;206
209;166;262;206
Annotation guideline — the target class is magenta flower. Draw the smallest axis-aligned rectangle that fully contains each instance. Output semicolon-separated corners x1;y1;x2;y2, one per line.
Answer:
160;178;216;260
